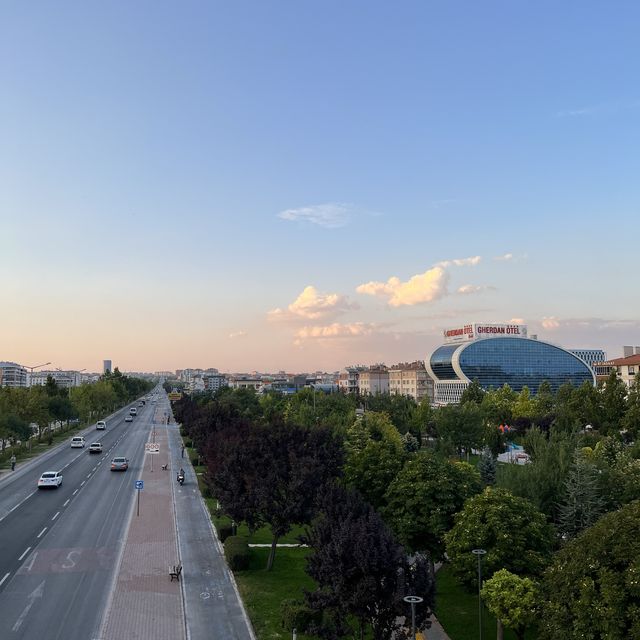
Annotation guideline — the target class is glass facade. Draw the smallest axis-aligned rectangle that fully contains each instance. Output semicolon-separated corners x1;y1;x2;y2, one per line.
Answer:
430;345;460;380
428;338;595;394
458;338;594;393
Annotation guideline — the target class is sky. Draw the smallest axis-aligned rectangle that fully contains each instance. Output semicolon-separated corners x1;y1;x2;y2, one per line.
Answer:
1;1;639;373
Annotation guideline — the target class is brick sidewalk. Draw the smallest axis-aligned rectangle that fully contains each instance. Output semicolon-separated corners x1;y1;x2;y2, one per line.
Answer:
100;421;185;640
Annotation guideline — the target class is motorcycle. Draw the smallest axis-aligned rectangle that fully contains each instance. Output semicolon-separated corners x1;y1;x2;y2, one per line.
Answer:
177;472;185;485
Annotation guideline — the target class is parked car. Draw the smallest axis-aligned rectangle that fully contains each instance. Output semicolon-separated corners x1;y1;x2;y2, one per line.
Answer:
89;442;103;454
110;457;129;471
71;436;85;448
38;471;63;488
96;420;106;430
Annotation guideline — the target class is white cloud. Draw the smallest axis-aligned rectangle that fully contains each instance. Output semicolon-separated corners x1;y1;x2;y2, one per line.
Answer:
357;266;450;307
457;284;495;295
356;256;481;307
269;285;357;321
542;316;561;330
436;255;482;268
229;331;247;339
493;253;514;262
509;317;526;325
277;203;354;228
295;322;376;341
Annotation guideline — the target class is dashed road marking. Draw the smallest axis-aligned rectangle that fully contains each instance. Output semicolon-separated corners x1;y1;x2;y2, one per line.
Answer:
37;527;47;538
63;499;70;507
86;473;91;478
72;489;78;495
0;572;10;587
18;547;31;561
52;511;60;521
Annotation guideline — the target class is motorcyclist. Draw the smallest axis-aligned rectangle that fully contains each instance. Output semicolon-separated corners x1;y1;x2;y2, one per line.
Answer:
177;467;185;484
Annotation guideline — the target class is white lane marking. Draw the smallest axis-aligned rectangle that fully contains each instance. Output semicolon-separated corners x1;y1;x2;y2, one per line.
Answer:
97;461;101;466
18;547;31;561
12;580;44;631
86;473;91;478
37;527;47;538
63;499;70;507
0;572;10;587
52;511;60;521
62;550;80;569
73;489;78;495
92;466;97;472
0;491;37;524
80;481;85;486
22;551;37;573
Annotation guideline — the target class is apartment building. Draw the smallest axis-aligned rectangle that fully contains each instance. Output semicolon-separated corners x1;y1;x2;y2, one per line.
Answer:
389;361;433;403
338;366;367;394
358;367;389;395
0;362;28;387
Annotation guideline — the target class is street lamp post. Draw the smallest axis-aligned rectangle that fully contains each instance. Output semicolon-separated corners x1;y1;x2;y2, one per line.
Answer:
403;595;423;639
472;549;487;640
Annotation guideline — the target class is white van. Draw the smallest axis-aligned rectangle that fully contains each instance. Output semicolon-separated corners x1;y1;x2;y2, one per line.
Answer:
96;420;106;430
71;436;85;448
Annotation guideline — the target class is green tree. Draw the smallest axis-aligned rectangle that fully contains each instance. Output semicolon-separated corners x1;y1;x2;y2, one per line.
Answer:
482;569;539;640
512;386;536;421
557;451;605;539
445;488;554;589
533;381;554;425
435;402;485;460
481;384;517;426
571;380;602;430
477;446;497;485
460;378;486;406
383;452;481;559
623;373;640;438
344;412;406;510
601;369;627;434
541;500;640;639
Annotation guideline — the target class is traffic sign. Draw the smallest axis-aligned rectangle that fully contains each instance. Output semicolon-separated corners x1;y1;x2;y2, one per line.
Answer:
135;480;144;490
145;443;160;454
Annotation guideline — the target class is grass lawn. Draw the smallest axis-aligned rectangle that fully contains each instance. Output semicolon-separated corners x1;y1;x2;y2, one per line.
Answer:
435;563;537;640
233;546;316;640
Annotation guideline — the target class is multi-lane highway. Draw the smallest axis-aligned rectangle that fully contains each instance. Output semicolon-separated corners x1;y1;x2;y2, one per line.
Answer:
0;395;156;639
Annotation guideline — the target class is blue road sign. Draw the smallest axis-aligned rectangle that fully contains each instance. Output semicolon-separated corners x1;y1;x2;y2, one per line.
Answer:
135;480;144;490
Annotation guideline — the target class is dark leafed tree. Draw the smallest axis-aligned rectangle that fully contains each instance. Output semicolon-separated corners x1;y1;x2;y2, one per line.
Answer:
460;378;486;406
601;369;628;434
541;500;640;639
477;446;497;485
303;483;434;640
557;451;605;540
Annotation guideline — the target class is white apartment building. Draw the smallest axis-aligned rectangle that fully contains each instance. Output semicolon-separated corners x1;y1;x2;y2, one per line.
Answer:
29;370;82;388
204;374;228;392
0;362;28;387
228;377;263;392
595;353;640;388
338;366;367;394
389;361;433;403
358;367;389;395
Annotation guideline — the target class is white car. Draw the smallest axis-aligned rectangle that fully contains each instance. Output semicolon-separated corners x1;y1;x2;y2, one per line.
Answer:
38;471;63;489
96;420;106;430
71;436;85;448
124;415;133;423
129;407;137;416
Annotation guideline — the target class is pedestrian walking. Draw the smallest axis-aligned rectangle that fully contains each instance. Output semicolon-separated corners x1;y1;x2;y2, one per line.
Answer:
181;444;185;458
10;454;16;471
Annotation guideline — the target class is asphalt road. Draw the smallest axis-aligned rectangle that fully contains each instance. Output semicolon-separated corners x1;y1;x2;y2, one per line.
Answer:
0;393;157;640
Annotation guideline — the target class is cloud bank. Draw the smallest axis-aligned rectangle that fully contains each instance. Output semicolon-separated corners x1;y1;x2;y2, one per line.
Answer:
269;285;357;321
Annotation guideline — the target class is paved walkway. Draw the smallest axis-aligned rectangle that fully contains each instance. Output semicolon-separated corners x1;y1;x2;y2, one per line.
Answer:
100;413;185;640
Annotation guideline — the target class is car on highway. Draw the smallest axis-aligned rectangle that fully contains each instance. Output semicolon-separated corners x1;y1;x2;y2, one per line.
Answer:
38;471;63;489
129;407;137;416
110;456;129;471
71;436;85;448
96;420;106;430
124;415;133;423
89;442;103;454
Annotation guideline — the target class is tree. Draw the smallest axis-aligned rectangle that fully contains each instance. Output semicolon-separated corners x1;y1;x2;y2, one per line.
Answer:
401;431;419;452
383;452;481;559
623;373;640;438
304;483;434;640
477;446;497;485
557;451;605;539
344;412;406;510
512;386;536;422
435;402;485;460
460;378;486;406
481;384;517;426
445;488;554;589
571;380;603;430
601;369;627;434
541;500;640;639
482;569;539;640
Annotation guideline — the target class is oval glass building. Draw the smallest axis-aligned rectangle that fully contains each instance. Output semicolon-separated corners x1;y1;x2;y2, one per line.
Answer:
426;334;596;404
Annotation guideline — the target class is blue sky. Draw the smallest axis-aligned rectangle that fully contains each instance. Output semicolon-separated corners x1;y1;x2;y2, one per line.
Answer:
1;1;639;372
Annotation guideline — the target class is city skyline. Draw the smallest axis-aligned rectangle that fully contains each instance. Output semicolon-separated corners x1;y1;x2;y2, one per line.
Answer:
2;2;639;371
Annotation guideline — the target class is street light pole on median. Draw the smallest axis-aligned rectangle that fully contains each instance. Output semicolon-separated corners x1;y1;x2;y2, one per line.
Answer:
403;595;423;639
472;549;487;640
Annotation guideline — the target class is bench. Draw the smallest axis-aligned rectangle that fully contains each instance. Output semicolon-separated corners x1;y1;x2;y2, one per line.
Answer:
170;563;182;581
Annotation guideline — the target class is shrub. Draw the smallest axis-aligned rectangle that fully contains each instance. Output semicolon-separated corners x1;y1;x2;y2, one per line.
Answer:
280;598;320;632
224;536;250;571
217;523;234;543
